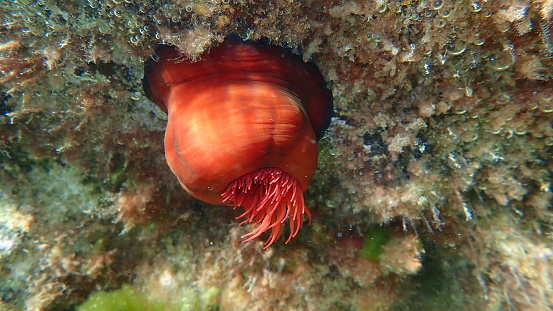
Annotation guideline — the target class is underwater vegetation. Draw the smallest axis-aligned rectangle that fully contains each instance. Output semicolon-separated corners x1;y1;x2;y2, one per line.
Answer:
0;0;552;310
77;285;167;311
359;226;390;262
76;284;220;311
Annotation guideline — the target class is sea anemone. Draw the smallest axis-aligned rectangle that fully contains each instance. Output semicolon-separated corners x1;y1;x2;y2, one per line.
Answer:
143;39;332;247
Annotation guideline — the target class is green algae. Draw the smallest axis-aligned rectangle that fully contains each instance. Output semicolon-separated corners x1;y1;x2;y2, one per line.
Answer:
77;285;167;311
359;227;390;262
108;164;128;190
77;285;221;311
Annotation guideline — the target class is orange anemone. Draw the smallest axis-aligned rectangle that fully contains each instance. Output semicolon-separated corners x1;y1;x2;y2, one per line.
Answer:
143;40;332;248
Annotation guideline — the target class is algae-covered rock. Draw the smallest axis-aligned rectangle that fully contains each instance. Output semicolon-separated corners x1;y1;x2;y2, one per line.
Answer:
1;0;552;310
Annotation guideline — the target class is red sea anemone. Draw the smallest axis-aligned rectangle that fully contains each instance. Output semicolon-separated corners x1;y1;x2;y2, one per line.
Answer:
143;39;332;248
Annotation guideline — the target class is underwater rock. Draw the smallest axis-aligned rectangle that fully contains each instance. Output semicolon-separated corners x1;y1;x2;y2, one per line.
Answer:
0;0;552;310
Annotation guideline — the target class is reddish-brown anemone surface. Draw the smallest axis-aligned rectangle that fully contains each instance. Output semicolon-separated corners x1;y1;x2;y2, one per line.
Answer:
143;40;332;248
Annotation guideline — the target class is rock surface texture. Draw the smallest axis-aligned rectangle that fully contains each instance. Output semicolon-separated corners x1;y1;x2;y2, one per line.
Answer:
0;1;552;310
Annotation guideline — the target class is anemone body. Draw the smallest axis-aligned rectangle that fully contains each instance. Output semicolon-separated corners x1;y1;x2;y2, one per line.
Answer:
144;40;332;247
